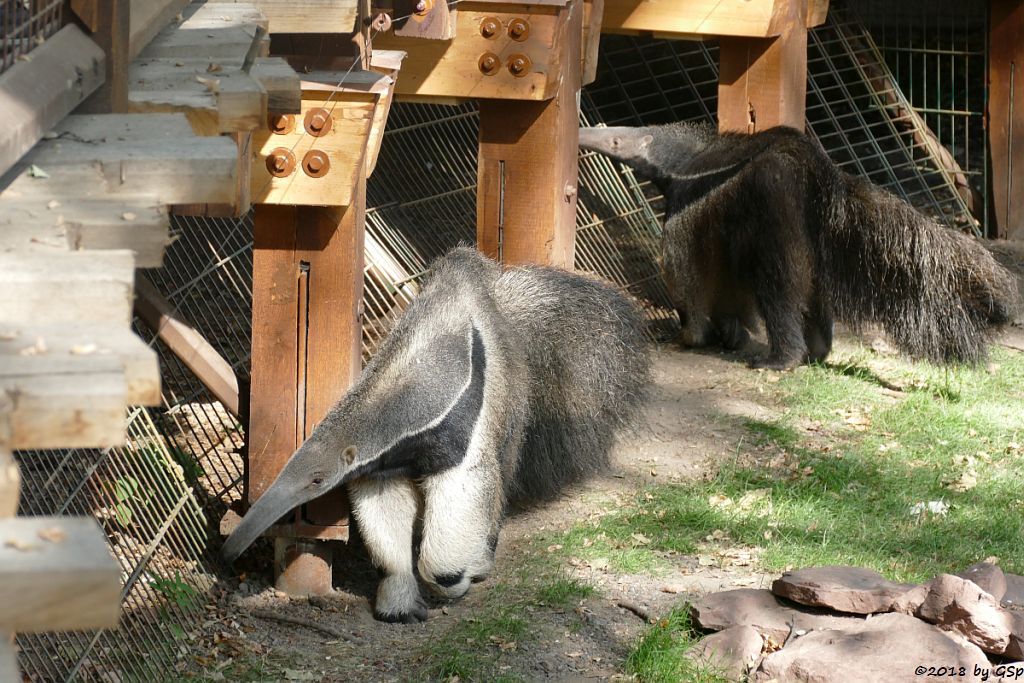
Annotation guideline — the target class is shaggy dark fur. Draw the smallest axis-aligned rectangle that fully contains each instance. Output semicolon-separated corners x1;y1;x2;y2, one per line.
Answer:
579;123;1018;368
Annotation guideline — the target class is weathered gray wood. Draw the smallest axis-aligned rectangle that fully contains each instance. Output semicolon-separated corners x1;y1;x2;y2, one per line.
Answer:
0;25;105;178
0;198;169;267
231;0;358;33
140;2;270;59
129;59;267;134
0;639;17;683
129;0;192;59
0;446;18;518
0;516;121;633
0;353;127;449
0;324;160;406
0;114;238;205
250;58;301;113
0;251;135;326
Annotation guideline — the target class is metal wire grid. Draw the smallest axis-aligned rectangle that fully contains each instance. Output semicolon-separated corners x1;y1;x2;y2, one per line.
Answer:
0;0;63;74
11;5;993;679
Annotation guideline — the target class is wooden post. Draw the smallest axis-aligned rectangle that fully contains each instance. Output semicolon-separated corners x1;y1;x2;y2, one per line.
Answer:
989;0;1024;240
476;0;584;268
248;179;364;594
72;0;130;113
717;13;808;133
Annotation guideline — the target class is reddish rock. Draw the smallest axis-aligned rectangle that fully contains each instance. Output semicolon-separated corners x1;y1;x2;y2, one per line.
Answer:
892;583;930;615
753;613;990;683
689;588;863;643
690;625;763;679
957;562;1007;602
771;566;915;614
916;574;1012;653
1003;574;1024;609
1003;612;1024;660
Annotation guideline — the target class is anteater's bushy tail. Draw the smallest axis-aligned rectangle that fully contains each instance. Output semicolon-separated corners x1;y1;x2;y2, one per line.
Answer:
822;174;1017;364
494;266;650;502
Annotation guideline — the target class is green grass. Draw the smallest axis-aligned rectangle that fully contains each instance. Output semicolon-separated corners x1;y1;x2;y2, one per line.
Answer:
552;347;1024;585
535;575;596;607
625;606;733;683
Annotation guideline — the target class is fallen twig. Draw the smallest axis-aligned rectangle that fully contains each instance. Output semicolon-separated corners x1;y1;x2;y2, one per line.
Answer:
616;599;654;623
249;608;353;641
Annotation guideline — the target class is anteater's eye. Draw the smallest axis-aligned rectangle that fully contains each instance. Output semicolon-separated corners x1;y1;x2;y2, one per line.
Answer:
311;477;324;487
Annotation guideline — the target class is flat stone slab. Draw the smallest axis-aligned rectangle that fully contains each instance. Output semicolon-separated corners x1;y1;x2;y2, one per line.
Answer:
1003;573;1024;609
690;588;863;643
916;574;1012;654
957;562;1007;603
690;624;763;679
772;565;915;615
753;612;990;682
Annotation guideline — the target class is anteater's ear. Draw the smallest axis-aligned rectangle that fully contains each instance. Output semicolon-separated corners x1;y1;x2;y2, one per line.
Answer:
341;445;357;466
639;134;654;149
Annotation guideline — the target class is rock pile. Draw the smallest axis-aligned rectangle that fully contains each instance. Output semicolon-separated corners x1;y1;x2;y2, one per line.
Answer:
687;562;1024;682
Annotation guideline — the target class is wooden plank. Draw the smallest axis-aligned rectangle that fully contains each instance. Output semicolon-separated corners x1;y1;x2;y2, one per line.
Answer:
582;0;604;86
1;114;238;206
128;58;268;135
251;58;302;113
78;0;131;114
989;0;1024;240
601;0;820;38
0;516;120;633
718;16;807;133
0;447;19;519
365;51;406;176
238;0;358;33
134;274;239;414
250;92;374;206
140;2;270;59
0;198;169;267
477;0;583;267
0;251;134;326
372;3;569;101
0;324;160;406
0;26;104;178
0;354;128;449
129;0;192;59
0;639;16;683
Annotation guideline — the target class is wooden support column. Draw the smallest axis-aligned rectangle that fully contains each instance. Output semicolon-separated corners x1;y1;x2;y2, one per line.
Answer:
72;0;130;113
249;179;364;595
989;0;1024;240
717;14;808;133
476;0;584;268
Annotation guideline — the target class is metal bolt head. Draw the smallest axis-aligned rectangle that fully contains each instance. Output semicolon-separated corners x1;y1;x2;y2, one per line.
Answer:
268;114;294;135
302;150;330;178
480;17;500;38
508;18;529;41
507;53;531;77
371;13;392;32
479;52;500;76
266;148;296;177
414;0;428;14
303;108;333;137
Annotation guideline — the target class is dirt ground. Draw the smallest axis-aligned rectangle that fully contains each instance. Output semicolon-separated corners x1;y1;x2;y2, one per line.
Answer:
193;341;789;683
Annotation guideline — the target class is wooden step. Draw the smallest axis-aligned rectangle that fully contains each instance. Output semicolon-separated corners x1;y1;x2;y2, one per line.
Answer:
0;198;169;267
0;516;120;633
139;2;270;60
0;114;238;206
129;0;191;59
0;251;135;327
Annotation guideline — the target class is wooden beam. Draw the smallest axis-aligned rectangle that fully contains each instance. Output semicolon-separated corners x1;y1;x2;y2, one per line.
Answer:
140;2;270;59
0;26;104;178
0;251;134;326
0;447;18;519
237;0;358;33
129;0;192;59
601;0;826;38
77;0;131;113
372;3;572;101
717;15;808;133
0;516;120;633
989;0;1024;240
0;324;159;406
582;0;605;86
134;274;240;415
0;199;170;268
2;114;239;206
0;641;16;683
477;0;583;267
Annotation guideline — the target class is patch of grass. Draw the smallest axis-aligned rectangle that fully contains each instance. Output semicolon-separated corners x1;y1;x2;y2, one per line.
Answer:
534;575;596;607
557;347;1024;586
625;606;732;683
422;605;529;681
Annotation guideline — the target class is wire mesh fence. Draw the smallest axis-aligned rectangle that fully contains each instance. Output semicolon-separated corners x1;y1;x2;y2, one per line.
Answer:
0;0;63;74
12;2;998;679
